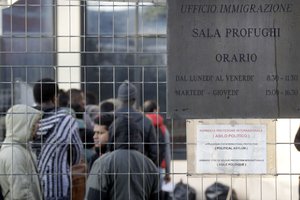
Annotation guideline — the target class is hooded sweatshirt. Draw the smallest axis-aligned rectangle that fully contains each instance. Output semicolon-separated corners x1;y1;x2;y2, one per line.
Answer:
85;115;159;200
116;106;158;165
0;104;43;200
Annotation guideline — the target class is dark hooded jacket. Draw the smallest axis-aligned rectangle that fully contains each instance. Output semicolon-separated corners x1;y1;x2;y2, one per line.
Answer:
116;106;158;165
85;115;159;200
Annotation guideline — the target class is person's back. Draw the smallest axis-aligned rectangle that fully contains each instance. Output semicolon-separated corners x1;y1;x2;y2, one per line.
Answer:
87;149;158;200
0;105;43;200
32;78;83;199
143;100;171;173
85;115;159;200
116;81;158;165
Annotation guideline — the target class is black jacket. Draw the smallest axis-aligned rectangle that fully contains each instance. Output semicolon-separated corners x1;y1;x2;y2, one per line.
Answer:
115;106;158;165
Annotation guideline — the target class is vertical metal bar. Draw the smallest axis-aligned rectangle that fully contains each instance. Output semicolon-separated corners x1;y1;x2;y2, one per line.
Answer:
289;119;292;200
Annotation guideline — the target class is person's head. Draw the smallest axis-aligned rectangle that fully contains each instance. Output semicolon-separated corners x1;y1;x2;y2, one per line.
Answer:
67;88;85;112
58;89;69;107
5;104;42;143
93;114;114;149
143;100;158;113
33;78;58;105
108;115;142;152
100;101;114;113
117;81;137;106
85;91;98;105
85;105;100;122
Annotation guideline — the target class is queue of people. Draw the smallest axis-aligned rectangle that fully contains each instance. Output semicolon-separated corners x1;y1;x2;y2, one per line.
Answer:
0;79;171;200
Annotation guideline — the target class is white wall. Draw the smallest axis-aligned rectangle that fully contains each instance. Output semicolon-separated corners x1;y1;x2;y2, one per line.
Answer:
57;0;81;91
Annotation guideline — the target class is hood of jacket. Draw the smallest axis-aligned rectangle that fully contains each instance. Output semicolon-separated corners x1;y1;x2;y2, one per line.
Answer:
4;104;42;144
116;106;145;125
108;114;142;152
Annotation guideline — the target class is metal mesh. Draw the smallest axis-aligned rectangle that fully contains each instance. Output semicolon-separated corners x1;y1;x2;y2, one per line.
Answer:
0;0;299;200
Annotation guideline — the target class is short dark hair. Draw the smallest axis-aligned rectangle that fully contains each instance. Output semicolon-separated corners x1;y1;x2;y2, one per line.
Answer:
85;91;98;105
94;114;114;128
143;100;157;113
67;88;84;114
33;78;58;104
58;89;69;107
100;101;114;113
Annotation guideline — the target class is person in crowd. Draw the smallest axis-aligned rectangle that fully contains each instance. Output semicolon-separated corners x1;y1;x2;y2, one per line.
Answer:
116;80;158;165
32;78;83;200
144;100;172;199
100;100;115;113
85;115;159;200
58;89;75;117
67;88;95;163
67;88;92;129
88;113;114;170
85;105;100;124
0;104;43;200
85;91;100;123
58;89;69;107
85;91;98;105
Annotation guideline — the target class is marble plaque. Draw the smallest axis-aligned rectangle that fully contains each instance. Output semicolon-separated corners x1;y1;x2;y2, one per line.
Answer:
168;0;300;118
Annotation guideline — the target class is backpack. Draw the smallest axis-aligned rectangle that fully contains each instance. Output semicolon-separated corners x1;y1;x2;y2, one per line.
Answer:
205;182;238;200
173;180;196;200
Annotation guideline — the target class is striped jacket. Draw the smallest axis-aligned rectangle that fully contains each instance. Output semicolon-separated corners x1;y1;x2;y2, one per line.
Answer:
33;108;83;199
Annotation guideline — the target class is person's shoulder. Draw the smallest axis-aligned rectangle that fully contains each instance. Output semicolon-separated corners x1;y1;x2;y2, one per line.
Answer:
92;153;112;169
0;145;27;163
56;109;77;122
131;150;158;170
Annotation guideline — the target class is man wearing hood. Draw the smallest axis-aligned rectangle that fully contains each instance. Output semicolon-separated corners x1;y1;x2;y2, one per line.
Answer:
0;104;43;200
115;80;158;165
32;78;83;200
85;115;159;200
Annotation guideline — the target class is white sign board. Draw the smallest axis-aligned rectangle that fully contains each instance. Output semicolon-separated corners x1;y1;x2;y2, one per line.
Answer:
196;124;266;174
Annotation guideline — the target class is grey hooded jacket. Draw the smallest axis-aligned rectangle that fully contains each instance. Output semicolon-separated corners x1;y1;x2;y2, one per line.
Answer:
0;105;43;200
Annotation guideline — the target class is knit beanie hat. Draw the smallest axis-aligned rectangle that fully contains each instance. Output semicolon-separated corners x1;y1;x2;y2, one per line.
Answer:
117;80;137;101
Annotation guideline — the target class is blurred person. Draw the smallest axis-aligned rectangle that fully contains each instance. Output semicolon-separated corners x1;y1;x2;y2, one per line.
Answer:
88;113;114;171
58;89;69;108
58;89;75;117
116;80;158;165
85;115;159;200
85;91;98;105
85;105;100;124
33;78;83;200
144;100;172;199
67;88;95;163
67;88;89;128
100;101;114;113
85;92;101;126
0;105;43;200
